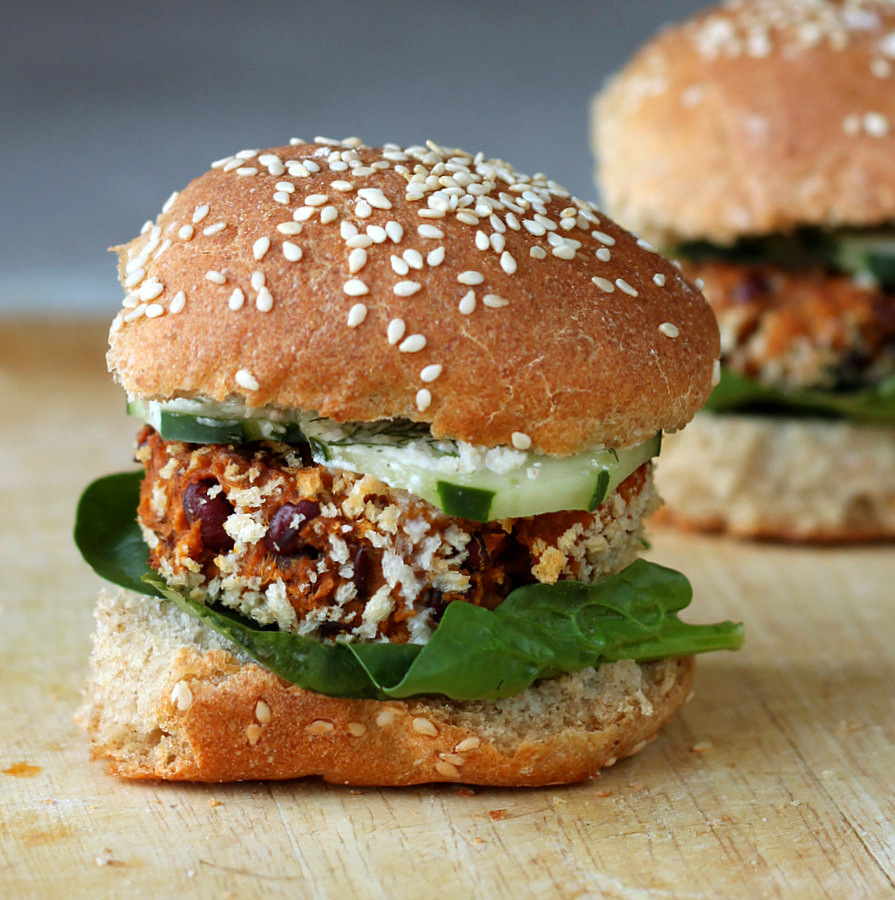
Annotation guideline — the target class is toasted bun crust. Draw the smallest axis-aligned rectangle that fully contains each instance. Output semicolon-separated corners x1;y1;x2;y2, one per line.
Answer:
79;588;695;786
654;411;895;541
593;0;895;245
107;139;718;455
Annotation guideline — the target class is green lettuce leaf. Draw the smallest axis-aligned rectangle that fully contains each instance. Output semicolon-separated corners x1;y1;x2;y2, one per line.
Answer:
706;368;895;424
76;471;743;701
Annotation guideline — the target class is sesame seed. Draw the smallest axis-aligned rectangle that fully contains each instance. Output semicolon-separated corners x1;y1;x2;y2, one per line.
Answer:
457;270;484;285
170;680;192;710
455;736;481;752
355;199;373;218
348;721;367;737
348;248;368;273
490;232;506;253
251;270;265;290
253;237;271;260
482;293;509;308
357;187;392;210
245;723;262;746
289;163;310;177
178;225;194;240
592;230;616;245
161;191;179;214
275;181;295;193
490;214;506;234
418;224;445;239
203;223;226;236
331;180;355;192
390;255;410;276
592;276;615;292
399;334;426;353
394;281;422;297
475;231;490;251
192;204;209;224
412;716;439;737
236;167;258;176
347;303;367;327
169;290;186;314
694;277;706;290
343;279;369;297
124;269;145;288
864;112;890;137
283;241;303;262
552;244;576;260
235;369;259;391
616;278;639;296
320;205;338;224
456;211;479;225
439;752;465;767
511;431;531;450
434;761;460;779
236;149;258;159
416;389;432;412
256;287;273;312
305;719;335;736
273;191;291;205
145;303;165;318
385;220;404;243
653;273;666;287
346;234;374;249
418;208;446;219
712;359;721;386
659;322;680;338
403;249;424;270
500;251;517;274
530;246;547;259
637;237;658;253
420;364;443;382
229;288;245;310
341;221;359;240
305;193;328;206
427;247;445;266
205;270;226;285
458;291;476;314
277;222;302;235
387;318;406;345
363;225;384;244
255;700;272;725
596;247;611;262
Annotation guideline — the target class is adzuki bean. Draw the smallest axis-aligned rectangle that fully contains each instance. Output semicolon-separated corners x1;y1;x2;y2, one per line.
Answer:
183;478;235;552
265;500;320;556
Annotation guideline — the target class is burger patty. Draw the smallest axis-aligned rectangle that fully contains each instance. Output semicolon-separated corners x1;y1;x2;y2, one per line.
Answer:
135;427;658;643
688;261;895;392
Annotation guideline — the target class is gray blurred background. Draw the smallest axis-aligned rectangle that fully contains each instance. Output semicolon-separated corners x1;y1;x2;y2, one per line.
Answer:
1;0;708;315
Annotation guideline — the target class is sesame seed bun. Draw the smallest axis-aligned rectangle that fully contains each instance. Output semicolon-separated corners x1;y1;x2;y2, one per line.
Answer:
108;139;718;455
80;588;694;786
592;0;895;246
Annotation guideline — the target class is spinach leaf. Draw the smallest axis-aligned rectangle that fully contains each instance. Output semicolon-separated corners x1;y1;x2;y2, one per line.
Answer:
706;368;895;424
76;472;743;701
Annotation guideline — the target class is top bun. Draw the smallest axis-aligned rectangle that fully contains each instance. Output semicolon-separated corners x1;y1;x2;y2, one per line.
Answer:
593;0;895;246
108;138;718;455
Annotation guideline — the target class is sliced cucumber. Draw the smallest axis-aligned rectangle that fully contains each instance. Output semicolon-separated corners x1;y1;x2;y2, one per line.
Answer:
127;399;660;521
323;433;660;521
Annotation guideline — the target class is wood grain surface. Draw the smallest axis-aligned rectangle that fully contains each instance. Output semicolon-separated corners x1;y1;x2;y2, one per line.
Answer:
1;318;893;899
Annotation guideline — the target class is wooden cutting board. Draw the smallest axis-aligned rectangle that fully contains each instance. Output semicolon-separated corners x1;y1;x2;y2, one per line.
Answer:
2;318;893;898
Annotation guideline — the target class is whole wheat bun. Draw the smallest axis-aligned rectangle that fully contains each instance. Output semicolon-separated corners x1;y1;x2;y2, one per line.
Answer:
593;0;895;246
80;588;695;786
108;138;718;456
654;412;895;541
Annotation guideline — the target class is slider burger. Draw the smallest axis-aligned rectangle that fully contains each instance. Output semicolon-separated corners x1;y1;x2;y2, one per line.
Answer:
593;0;895;540
76;136;741;786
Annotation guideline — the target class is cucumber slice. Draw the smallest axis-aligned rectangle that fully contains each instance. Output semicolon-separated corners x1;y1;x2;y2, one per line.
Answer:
323;433;660;521
834;233;895;287
128;400;307;445
126;399;660;521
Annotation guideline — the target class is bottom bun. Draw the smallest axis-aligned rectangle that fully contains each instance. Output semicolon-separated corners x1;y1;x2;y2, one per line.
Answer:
79;588;695;786
654;412;895;541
